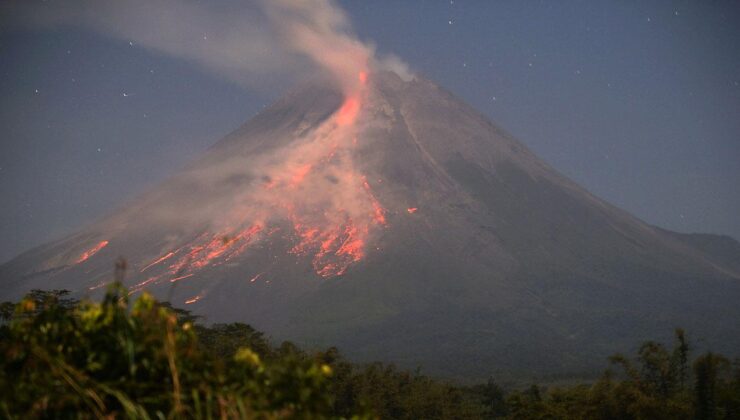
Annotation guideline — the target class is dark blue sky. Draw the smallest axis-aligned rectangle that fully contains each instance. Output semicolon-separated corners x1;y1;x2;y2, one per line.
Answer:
1;1;739;263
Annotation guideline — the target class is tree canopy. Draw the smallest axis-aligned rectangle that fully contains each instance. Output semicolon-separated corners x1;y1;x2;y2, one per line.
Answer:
1;286;739;419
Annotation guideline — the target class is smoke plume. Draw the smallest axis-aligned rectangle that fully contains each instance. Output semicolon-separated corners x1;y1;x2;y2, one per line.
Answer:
6;0;411;93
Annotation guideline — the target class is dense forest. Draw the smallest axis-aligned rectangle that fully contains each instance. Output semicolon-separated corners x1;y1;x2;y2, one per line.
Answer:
2;283;739;419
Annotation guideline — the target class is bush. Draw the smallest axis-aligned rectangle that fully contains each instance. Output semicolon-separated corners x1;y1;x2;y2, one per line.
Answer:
0;285;349;419
2;286;739;419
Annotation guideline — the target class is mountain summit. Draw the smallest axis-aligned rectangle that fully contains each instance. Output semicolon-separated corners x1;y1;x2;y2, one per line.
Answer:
3;71;739;379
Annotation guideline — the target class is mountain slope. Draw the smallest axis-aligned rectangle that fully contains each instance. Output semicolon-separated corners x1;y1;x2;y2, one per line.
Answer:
2;71;739;380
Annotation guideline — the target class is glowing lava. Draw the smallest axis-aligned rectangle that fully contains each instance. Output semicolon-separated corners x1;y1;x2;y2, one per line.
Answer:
407;207;418;214
75;240;109;264
140;250;178;273
184;294;203;304
170;273;194;283
336;96;360;126
167;224;264;276
363;178;387;224
124;69;386;292
289;164;313;187
290;215;374;278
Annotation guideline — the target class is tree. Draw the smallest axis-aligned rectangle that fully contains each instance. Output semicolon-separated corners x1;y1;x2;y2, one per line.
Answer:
693;352;729;420
0;283;353;418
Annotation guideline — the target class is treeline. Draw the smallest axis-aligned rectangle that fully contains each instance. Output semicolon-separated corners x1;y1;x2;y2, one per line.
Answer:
1;285;739;419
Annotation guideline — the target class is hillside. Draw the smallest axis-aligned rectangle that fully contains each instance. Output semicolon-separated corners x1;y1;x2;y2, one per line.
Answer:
2;71;739;379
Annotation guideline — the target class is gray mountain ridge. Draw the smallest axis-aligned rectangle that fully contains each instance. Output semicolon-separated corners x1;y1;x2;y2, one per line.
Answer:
2;71;739;381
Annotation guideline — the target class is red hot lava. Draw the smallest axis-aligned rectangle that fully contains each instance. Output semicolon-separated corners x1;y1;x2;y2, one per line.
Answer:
76;240;109;264
121;70;387;293
336;96;360;126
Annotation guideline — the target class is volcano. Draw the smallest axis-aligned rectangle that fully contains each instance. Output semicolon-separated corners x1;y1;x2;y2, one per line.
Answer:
2;71;739;380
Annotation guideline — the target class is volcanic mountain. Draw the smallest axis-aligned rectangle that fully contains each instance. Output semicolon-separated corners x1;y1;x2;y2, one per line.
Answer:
2;71;739;380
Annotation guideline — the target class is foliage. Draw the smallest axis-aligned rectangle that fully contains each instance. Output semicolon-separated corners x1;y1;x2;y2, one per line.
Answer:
1;287;739;419
0;286;346;419
481;329;740;420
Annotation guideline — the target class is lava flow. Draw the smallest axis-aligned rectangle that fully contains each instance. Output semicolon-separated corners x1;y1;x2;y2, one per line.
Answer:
278;73;387;277
336;96;360;126
140;250;178;273
75;240;109;264
167;224;263;276
123;70;386;293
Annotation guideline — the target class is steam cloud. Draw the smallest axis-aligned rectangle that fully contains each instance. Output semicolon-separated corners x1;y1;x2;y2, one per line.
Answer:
7;0;412;93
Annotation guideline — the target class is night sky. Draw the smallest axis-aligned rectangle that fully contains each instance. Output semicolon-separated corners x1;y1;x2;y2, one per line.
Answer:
1;1;739;263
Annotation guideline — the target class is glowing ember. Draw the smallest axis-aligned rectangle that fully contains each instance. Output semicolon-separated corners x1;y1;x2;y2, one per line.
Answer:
88;281;109;291
362;178;387;224
185;294;203;304
140;250;178;272
407;207;418;214
249;272;264;283
170;273;194;283
128;275;163;295
75;240;109;264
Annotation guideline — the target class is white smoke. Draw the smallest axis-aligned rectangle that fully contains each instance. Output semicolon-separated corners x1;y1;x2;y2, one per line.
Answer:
6;0;412;93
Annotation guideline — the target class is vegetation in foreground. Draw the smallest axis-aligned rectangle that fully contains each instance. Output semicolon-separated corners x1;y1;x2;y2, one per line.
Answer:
1;285;739;419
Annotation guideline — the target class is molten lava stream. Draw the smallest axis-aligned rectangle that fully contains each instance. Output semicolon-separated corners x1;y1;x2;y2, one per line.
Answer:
184;294;203;304
140;249;180;273
336;96;360;126
75;240;109;264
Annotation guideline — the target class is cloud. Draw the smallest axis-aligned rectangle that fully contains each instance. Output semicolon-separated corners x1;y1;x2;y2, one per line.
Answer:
6;0;410;93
